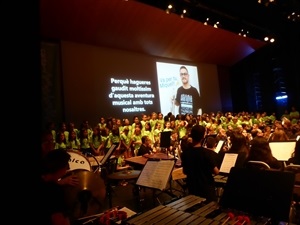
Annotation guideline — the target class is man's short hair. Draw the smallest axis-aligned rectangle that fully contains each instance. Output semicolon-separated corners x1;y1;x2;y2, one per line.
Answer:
41;149;70;174
180;65;188;72
191;125;206;142
141;135;149;144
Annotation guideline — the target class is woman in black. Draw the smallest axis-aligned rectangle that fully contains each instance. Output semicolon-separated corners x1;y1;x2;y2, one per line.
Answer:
247;136;282;170
287;140;300;165
217;131;249;169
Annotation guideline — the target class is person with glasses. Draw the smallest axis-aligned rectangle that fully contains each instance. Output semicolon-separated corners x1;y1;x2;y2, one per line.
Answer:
174;66;202;116
137;135;153;156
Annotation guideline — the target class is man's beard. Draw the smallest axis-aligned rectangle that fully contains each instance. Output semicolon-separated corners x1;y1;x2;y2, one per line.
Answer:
182;79;188;84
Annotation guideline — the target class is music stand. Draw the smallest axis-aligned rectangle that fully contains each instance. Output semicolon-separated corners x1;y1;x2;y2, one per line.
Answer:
269;140;296;161
160;131;171;154
160;131;171;147
100;144;117;166
99;144;118;179
135;158;176;205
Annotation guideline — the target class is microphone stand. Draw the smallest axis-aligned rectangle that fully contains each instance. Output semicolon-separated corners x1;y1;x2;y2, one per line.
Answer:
84;151;101;173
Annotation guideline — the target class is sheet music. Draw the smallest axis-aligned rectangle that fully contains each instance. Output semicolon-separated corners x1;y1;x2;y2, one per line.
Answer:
269;141;296;161
215;140;225;153
136;160;175;190
220;153;238;173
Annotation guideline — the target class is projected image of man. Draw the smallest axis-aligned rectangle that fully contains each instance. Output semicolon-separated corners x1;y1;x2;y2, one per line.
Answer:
174;66;201;115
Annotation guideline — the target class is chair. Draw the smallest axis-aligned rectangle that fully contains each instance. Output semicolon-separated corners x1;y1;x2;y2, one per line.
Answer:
170;167;187;196
246;160;271;170
285;164;300;203
285;164;300;174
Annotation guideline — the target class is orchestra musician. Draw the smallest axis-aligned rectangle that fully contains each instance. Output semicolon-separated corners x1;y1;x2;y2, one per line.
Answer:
38;149;74;225
181;124;219;202
137;136;153;156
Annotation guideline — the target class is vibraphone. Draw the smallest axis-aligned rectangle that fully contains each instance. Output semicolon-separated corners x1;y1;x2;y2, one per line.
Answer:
123;195;271;225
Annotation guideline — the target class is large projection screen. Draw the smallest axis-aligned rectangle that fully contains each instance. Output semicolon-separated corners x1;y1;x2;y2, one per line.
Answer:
61;41;222;126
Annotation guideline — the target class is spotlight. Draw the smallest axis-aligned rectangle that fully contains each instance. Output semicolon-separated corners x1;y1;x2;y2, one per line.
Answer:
180;9;187;18
238;29;249;37
165;4;173;14
213;21;219;28
287;12;300;22
204;17;209;25
264;36;275;43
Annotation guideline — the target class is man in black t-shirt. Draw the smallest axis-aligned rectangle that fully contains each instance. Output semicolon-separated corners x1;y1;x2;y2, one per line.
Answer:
174;66;202;115
181;125;219;202
137;136;153;156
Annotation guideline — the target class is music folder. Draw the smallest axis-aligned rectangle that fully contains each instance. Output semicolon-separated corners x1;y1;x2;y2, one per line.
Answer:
219;153;238;174
136;158;176;191
215;140;225;153
214;153;238;182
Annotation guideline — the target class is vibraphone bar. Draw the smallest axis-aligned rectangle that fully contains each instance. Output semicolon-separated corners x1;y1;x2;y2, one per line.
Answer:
123;195;271;225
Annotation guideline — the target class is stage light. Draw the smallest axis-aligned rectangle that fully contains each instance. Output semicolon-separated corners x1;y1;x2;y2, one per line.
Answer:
287;12;300;22
204;17;209;25
213;21;219;28
165;4;173;14
180;9;187;18
238;29;249;37
276;95;288;100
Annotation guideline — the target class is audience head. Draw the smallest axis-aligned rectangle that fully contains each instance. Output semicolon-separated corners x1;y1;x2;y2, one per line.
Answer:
269;127;289;141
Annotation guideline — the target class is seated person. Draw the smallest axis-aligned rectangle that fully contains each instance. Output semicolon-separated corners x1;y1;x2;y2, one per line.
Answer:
287;140;300;165
137;135;153;156
205;136;217;150
217;131;249;169
41;131;79;187
38;149;73;225
246;136;282;170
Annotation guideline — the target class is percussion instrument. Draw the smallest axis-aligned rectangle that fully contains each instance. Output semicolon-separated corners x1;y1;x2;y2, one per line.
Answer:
124;195;271;225
67;150;92;171
63;169;106;219
88;155;104;167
